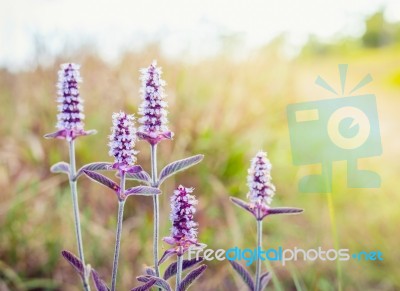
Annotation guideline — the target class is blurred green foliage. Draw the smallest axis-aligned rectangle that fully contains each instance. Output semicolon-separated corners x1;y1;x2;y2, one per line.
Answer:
302;10;400;57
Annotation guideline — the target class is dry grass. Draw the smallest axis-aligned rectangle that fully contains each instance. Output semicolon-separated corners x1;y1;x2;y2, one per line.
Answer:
0;43;400;290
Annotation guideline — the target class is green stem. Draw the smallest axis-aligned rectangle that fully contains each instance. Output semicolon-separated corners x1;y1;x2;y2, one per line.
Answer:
175;255;183;290
111;173;126;291
68;140;90;291
150;144;160;279
327;192;342;291
255;219;262;291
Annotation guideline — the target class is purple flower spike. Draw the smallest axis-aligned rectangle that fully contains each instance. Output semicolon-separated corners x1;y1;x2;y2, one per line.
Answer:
108;112;140;173
44;63;96;141
231;151;303;220
247;151;276;205
137;60;173;145
162;185;200;259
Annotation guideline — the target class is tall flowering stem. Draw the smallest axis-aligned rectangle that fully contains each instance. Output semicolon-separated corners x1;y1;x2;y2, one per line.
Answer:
69;140;90;291
151;144;160;278
137;61;173;279
247;152;275;291
111;173;126;291
230;151;303;291
131;61;205;291
109;112;137;291
82;111;159;290
44;63;95;291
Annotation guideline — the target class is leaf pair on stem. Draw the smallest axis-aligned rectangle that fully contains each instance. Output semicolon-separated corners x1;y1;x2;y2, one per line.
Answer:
132;257;206;291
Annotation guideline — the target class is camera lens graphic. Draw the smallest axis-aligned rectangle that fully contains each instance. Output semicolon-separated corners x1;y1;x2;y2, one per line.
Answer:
327;106;371;150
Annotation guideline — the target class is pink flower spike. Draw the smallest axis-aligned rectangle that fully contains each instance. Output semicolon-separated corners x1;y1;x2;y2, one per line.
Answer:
231;151;303;221
108;112;139;173
247;151;276;205
44;63;96;141
162;185;200;257
137;60;173;145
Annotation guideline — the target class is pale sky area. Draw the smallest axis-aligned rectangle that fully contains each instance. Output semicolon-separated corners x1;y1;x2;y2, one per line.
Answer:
1;0;400;70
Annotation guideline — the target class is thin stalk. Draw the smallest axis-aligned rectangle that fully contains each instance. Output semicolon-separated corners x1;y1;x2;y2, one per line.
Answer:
175;255;183;290
111;173;126;291
68;140;90;291
255;219;262;291
327;192;342;291
150;144;160;278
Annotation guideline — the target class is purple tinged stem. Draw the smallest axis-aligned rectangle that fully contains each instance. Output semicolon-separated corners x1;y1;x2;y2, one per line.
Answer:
68;140;90;291
151;144;161;283
255;219;262;291
111;172;126;291
176;255;183;290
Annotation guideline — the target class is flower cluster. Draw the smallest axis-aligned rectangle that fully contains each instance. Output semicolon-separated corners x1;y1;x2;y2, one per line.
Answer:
229;151;303;290
137;60;173;144
45;63;95;140
231;151;303;221
247;151;276;205
56;63;84;131
164;185;198;254
48;61;207;291
108;112;139;172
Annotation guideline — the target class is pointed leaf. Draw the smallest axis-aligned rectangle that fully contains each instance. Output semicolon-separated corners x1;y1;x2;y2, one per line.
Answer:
131;279;156;291
159;248;176;265
126;165;144;174
44;130;65;139
260;272;272;291
228;260;254;291
91;269;110;291
164;257;204;280
267;207;303;215
178;264;207;291
230;197;252;212
61;250;84;278
125;186;161;197
136;276;171;291
158;155;204;186
124;170;152;185
50;162;70;175
145;267;156;276
83;170;120;192
75;162;113;180
136;275;148;282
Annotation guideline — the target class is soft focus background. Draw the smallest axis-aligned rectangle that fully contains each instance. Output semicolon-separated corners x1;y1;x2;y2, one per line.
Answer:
1;1;400;290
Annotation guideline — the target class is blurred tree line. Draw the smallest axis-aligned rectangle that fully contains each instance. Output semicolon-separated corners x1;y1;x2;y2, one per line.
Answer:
301;10;400;56
362;11;400;47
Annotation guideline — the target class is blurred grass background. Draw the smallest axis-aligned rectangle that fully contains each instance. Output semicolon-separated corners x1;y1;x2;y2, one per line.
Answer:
1;11;400;291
